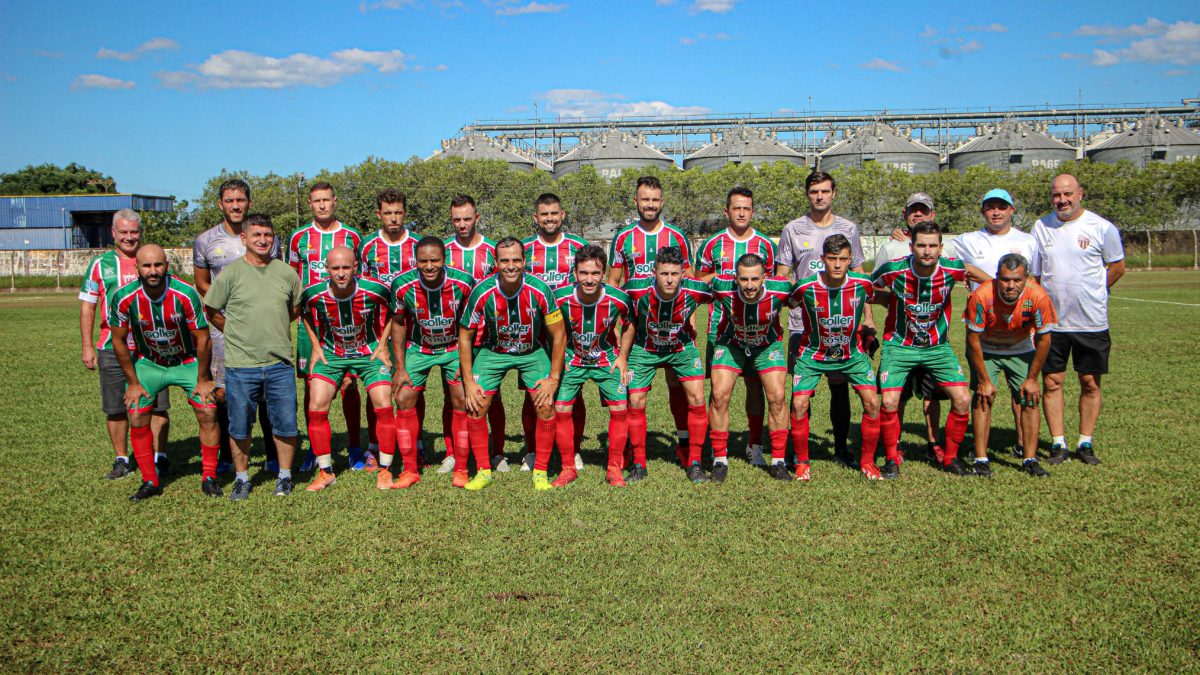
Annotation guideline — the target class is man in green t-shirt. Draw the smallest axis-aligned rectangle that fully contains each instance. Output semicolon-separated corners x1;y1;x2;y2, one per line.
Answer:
203;214;303;500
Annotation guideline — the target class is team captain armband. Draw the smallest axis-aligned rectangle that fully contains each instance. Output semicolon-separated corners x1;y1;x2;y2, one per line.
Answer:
544;309;564;325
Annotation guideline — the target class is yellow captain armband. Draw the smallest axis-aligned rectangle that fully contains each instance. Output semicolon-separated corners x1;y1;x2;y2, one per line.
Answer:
544;309;564;325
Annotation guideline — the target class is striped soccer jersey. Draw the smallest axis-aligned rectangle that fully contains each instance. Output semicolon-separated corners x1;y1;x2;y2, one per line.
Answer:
552;283;631;367
871;256;967;348
709;275;794;349
461;274;560;355
359;229;418;286
444;234;496;283
624;276;712;353
300;277;391;358
288;222;363;287
524;233;589;289
109;275;208;367
793;272;874;362
608;221;690;281
389;267;475;354
80;249;139;351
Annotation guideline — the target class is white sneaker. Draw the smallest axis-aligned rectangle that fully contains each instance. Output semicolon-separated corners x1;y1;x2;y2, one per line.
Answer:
520;452;534;472
493;455;511;473
747;444;766;467
574;453;584;471
436;455;455;474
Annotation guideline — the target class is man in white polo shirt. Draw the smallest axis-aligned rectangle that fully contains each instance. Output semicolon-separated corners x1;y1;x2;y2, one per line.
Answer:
1032;173;1125;465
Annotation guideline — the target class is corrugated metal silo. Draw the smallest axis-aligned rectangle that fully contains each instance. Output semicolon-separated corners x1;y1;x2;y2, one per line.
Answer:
948;120;1077;173
431;134;539;172
552;129;674;180
1086;116;1200;167
817;122;939;174
682;127;804;171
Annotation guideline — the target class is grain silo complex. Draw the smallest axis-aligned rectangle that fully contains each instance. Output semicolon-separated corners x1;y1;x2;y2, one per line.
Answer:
552;129;674;180
682;127;805;171
1086;116;1200;167
431;134;541;172
817;122;939;174
948;121;1077;173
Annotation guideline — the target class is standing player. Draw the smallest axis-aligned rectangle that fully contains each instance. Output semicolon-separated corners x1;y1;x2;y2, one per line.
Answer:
457;237;566;491
552;245;634;487
80;209;170;480
109;245;217;501
791;236;883;480
872;222;973;477
776;171;873;466
624;246;712;484
288;182;365;470
706;254;791;484
607;176;695;463
299;247;395;492
964;254;1057;477
694;187;777;466
192;178;279;474
381;237;476;489
1032;173;1125;465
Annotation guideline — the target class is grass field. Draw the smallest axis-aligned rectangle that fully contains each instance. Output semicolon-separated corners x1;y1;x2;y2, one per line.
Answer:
2;272;1198;671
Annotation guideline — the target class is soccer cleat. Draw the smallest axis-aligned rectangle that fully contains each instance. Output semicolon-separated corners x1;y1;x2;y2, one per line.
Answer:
927;443;945;465
392;471;421;489
945;458;973;476
130;481;162;502
464;470;493;491
768;463;792;482
264;460;280;474
1076;443;1101;466
974;460;993;478
532;470;554;491
860;463;883;480
1046;444;1070;465
106;458;133;480
552;468;578;488
229;478;252;501
306;469;337;492
520;453;534;472
1010;444;1024;459
574;453;584;472
687;464;708;484
625;465;649;484
273;477;294;496
451;470;470;488
494;455;511;473
201;476;223;498
155;455;171;479
606;466;627;487
298;451;317;473
794;462;812;482
833;445;853;468
348;446;366;471
436;455;456;474
1023;459;1050;477
710;463;728;484
880;460;900;480
746;444;766;467
363;451;380;474
376;469;394;490
216;461;235;476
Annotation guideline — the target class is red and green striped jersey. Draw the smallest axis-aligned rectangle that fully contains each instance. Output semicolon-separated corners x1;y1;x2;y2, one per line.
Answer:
287;222;363;287
389;267;475;354
359;229;418;285
695;229;777;276
552;283;631;367
524;233;589;288
608;221;690;281
709;275;794;349
109;275;208;367
300;277;391;358
461;274;561;355
79;250;139;351
444;235;496;282
624;276;713;353
794;272;874;362
871;256;967;348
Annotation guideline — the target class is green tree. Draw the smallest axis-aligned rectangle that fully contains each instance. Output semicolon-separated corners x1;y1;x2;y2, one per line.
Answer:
0;162;117;195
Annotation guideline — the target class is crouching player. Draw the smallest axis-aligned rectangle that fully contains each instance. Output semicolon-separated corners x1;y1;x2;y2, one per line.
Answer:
110;245;218;501
380;237;476;488
552;245;634;487
790;236;882;480
458;237;566;491
624;246;713;484
707;254;792;484
964;253;1057;477
300;246;395;492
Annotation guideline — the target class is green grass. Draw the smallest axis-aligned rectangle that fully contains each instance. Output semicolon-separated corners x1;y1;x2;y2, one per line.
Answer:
2;274;1199;670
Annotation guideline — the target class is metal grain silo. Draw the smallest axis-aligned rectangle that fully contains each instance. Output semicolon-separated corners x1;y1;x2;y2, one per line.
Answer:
552;129;675;180
1086;116;1200;167
948;120;1077;173
682;127;805;171
817;122;939;174
431;134;539;172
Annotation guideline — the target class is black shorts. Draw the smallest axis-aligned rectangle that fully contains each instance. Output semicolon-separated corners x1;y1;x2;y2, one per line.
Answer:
99;349;171;416
1044;330;1110;375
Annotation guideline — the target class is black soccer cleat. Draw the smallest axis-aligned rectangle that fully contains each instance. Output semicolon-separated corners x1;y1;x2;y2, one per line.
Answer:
880;459;900;480
155;455;171;479
768;463;792;482
625;465;648;484
687;464;708;484
130;481;162;502
106;458;133;480
1046;444;1070;465
1076;443;1101;466
201;476;223;498
944;458;973;476
1023;459;1050;477
973;460;993;478
709;463;728;484
1010;444;1024;459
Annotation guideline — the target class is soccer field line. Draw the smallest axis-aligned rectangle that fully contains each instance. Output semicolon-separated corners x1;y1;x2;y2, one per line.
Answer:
0;295;44;303
1111;295;1200;308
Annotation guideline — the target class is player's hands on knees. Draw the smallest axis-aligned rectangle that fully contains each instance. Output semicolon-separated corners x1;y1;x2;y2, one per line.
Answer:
391;372;412;401
465;380;486;415
611;359;630;386
1019;379;1041;408
311;348;328;367
192;378;215;404
533;377;558;408
124;383;148;409
82;345;98;370
974;381;996;411
371;344;392;368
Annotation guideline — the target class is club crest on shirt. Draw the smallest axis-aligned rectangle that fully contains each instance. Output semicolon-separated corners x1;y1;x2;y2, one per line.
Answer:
1077;235;1092;250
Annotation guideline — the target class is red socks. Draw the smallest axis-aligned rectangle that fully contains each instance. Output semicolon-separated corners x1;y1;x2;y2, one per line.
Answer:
308;410;333;457
628;407;648;467
487;396;505;457
555;410;575;469
711;430;729;460
860;413;881;466
201;443;219;480
373;407;397;460
769;429;788;462
451;410;468;465
522;394;537;450
686;404;707;466
748;414;764;448
131;426;157;485
468;415;491;470
607;409;629;468
790;415;810;464
668;386;689;438
342;385;361;448
944;411;969;465
573;397;586;450
366;405;377;450
880;409;901;462
534;417;556;472
398;407;424;471
442;403;454;458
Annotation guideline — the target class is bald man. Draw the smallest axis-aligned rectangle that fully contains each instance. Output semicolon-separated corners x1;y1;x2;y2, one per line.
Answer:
110;245;218;501
299;246;399;491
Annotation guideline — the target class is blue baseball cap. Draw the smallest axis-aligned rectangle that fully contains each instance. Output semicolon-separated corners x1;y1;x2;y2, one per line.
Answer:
980;188;1013;207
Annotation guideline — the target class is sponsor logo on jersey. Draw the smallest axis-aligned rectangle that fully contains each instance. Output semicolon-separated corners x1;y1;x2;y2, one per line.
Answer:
419;316;455;329
144;327;177;341
633;262;654;277
818;315;853;328
909;301;942;315
540;270;570;285
332;324;361;338
308;260;326;272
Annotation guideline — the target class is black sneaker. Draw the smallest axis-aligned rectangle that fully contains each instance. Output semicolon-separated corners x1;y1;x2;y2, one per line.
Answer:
1010;444;1024;459
1046;444;1070;465
201;476;223;498
1076;443;1101;466
130;481;162;502
229;478;252;501
687;464;708;484
973;460;993;478
625;465;648;484
768;463;792;481
880;459;900;480
106;458;133;480
945;458;973;476
1023;459;1050;477
710;463;728;484
155;455;171;479
273;476;294;496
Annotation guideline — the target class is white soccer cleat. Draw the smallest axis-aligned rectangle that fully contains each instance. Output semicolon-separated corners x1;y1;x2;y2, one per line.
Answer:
575;453;584;471
747;444;766;467
520;452;534;472
494;455;511;473
436;455;455;474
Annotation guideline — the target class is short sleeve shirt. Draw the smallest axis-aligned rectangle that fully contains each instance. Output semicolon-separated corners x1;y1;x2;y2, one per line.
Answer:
624;277;713;353
553;283;632;367
358;229;418;286
203;259;302;368
608;221;691;281
444;235;496;282
524;233;588;288
777;215;864;333
964;280;1058;356
390;267;475;354
110;276;208;367
79;250;139;351
950;228;1040;291
871;256;967;348
1032;210;1124;332
300;277;391;358
461;274;562;355
193;223;280;280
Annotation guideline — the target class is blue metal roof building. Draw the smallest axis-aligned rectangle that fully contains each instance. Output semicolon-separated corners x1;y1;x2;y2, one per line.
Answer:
0;194;175;250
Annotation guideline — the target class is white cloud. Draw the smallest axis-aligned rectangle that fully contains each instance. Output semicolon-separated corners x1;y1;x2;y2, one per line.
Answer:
72;74;136;90
1059;52;1087;60
919;25;937;39
859;57;904;72
157;49;409;89
539;88;708;118
940;39;983;57
359;0;418;11
690;0;738;13
966;23;1007;33
96;37;179;62
1073;17;1168;40
680;31;732;45
1086;20;1200;66
1091;49;1121;67
496;1;567;15
1165;69;1190;76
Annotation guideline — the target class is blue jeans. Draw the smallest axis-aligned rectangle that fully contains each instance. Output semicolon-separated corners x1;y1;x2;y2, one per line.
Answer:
225;362;298;440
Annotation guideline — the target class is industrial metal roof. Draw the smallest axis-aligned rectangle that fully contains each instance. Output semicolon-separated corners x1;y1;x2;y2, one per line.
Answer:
556;129;672;163
430;133;538;167
685;126;802;161
952;120;1076;153
819;122;938;158
1087;116;1200;151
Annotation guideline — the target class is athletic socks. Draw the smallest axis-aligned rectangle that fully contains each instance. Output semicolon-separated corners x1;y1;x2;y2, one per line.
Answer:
487;396;505;457
710;430;729;461
668;386;689;439
1077;435;1093;448
442;404;455;458
747;414;764;449
468;415;491;470
555;410;575;470
943;411;970;466
607;409;629;469
308;411;333;459
366;405;378;452
534;417;556;472
573;397;586;451
522;394;537;451
200;443;219;480
451;410;469;463
131;426;158;486
880;409;901;462
236;470;250;483
342;385;361;449
277;468;291;480
686;404;708;466
769;429;788;465
1052;435;1066;448
628;407;648;467
860;413;881;467
790;415;811;465
829;386;851;449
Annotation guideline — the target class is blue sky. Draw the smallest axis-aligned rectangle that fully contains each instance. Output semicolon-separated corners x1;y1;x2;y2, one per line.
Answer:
1;0;1197;201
